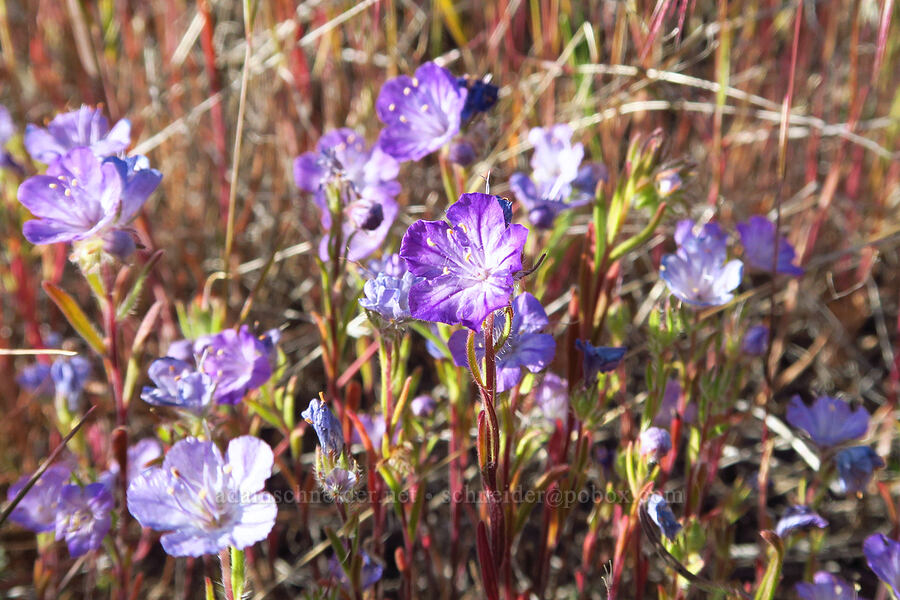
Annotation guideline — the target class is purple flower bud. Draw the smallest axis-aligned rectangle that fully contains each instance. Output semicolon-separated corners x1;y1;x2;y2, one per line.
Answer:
24;105;131;164
742;325;769;356
302;398;344;456
55;483;113;557
786;395;869;448
411;394;437;417
51;356;92;411
646;493;681;540
639;427;672;463
329;549;384;590
737;215;804;276
835;446;884;495
575;340;625;385
17;362;53;394
775;505;828;538
457;76;499;122
448;140;477;166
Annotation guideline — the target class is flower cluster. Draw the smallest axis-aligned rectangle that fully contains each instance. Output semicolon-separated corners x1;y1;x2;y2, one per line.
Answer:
659;219;743;307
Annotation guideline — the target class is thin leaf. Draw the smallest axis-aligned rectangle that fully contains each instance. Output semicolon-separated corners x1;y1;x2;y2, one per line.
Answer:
42;282;106;355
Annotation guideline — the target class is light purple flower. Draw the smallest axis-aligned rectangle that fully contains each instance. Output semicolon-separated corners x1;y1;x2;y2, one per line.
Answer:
447;292;555;392
660;220;743;307
351;413;388;447
786;395;869;448
575;340;625;385
17;362;53;394
534;373;568;422
294;129;400;262
737;215;804;276
411;394;437;417
864;533;900;597
376;62;467;162
141;357;214;412
0;104;12;144
195;326;272;404
302;398;344;456
795;572;858;600
24;105;131;164
774;505;828;538
329;549;384;590
835;446;884;495
127;436;277;557
653;377;698;427
400;192;528;331
55;483;113;557
646;493;681;540
101;438;163;489
359;253;423;322
742;325;769;356
51;356;92;411
639;427;672;463
7;464;72;532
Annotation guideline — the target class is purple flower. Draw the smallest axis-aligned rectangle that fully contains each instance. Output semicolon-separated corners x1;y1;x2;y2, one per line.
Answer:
448;292;555;392
17;362;53;394
534;373;569;422
795;572;858;600
774;505;828;538
660;220;743;307
376;62;467;162
351;413;388;447
742;325;769;356
0;104;12;145
864;534;900;596
786;395;869;448
101;438;163;489
329;549;384;590
195;326;272;404
575;340;625;385
639;427;672;463
55;483;113;557
24;105;130;164
835;446;884;495
51;356;92;411
127;436;277;557
411;394;436;417
7;464;72;532
652;377;698;427
646;493;681;540
400;193;528;331
141;357;214;412
294;129;401;262
320;467;361;502
457;76;499;122
302;398;344;456
448;140;477;166
359;254;423;322
737;215;804;276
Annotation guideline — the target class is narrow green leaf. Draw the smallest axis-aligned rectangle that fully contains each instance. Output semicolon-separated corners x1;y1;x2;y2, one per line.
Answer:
42;282;106;355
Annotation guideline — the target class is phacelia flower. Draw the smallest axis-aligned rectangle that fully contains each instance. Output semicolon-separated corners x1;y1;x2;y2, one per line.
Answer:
646;493;682;540
639;427;672;463
659;220;743;307
835;446;884;495
294;129;400;262
457;75;499;122
400;192;528;331
7;464;72;532
141;357;214;412
55;483;113;557
127;436;277;557
320;467;361;503
17;362;53;394
302;398;344;456
359;254;423;323
508;125;605;229
24;105;131;165
795;572;858;600
774;505;828;538
864;534;900;597
51;356;92;411
411;395;436;417
786;395;869;448
329;549;384;590
351;413;388;447
101;438;163;489
0;104;21;173
376;62;467;162
534;373;569;422
737;215;804;276
742;324;769;356
653;377;698;426
195;326;272;404
575;339;626;385
447;292;556;392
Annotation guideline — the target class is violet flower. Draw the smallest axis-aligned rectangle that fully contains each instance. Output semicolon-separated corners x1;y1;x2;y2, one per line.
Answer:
639;427;672;463
376;62;467;162
302;398;344;457
294;128;400;262
411;394;437;417
101;438;163;489
864;533;900;597
24;105;131;165
835;446;884;495
447;292;556;392
785;395;869;448
0;104;21;173
7;464;72;532
329;549;384;590
737;215;804;276
195;326;272;404
141;357;214;412
659;220;743;307
359;253;423;323
742;325;769;356
646;493;681;540
795;572;858;600
51;355;92;411
55;483;113;557
457;76;499;122
534;373;569;422
400;192;528;331
575;339;625;385
127;436;277;557
774;505;828;538
17;362;53;394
